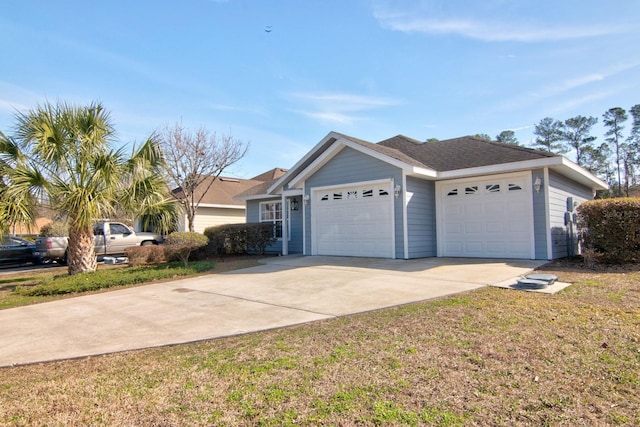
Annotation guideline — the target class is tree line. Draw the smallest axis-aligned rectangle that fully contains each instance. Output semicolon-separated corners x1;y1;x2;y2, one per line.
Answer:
483;104;639;198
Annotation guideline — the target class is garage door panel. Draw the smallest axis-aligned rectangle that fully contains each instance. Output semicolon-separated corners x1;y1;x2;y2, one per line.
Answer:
314;182;393;258
439;174;533;259
486;202;505;215
486;242;506;254
486;222;504;233
464;242;483;255
465;222;483;233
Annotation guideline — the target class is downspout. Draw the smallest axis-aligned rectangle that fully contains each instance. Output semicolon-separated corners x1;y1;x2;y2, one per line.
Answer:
402;172;409;260
544;167;552;260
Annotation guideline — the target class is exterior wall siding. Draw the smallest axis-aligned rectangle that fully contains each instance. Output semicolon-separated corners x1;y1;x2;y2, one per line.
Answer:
531;169;549;259
303;146;405;258
287;200;304;254
548;170;594;259
190;207;245;234
406;176;436;258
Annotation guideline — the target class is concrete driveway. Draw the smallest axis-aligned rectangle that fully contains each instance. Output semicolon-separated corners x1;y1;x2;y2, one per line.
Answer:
0;256;544;367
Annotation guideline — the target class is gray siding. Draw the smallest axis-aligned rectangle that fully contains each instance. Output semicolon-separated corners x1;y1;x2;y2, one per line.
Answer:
531;169;548;259
288;200;304;254
406;176;436;258
304;146;405;258
548;170;594;259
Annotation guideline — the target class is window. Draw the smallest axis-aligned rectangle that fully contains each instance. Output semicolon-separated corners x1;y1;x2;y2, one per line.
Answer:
347;190;358;200
333;192;343;200
363;189;373;198
465;186;478;195
110;223;131;235
485;184;500;193
447;188;458;196
260;201;283;238
508;183;522;191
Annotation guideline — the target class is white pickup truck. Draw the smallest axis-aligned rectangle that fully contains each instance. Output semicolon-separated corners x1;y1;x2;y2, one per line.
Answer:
34;221;164;264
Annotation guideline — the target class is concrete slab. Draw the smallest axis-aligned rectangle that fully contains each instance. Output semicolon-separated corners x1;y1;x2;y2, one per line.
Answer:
0;256;546;367
490;278;573;294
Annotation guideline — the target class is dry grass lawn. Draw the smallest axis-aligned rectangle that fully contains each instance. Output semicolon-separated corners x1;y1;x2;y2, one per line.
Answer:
0;259;638;426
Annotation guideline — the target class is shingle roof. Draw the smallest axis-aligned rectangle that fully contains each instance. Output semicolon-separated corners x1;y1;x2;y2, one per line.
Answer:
173;176;264;206
336;132;427;168
236;132;566;199
250;167;288;182
234;169;290;199
378;135;557;171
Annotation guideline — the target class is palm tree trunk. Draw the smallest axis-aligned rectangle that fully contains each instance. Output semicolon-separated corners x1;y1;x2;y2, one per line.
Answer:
67;225;97;275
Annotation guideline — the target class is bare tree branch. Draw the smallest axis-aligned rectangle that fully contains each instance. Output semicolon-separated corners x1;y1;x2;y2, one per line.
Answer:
158;122;249;232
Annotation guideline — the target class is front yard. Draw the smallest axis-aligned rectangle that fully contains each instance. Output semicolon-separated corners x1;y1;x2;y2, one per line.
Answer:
0;260;638;426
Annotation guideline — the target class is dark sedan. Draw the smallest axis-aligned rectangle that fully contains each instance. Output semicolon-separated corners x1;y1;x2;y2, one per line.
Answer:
0;236;37;265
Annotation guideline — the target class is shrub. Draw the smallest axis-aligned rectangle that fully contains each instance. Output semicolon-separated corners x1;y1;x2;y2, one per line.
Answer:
125;245;166;266
204;223;276;256
39;221;69;237
577;198;640;263
164;232;209;267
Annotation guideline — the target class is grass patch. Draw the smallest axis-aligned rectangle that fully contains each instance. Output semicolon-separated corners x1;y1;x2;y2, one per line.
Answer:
13;261;216;296
0;257;261;309
0;261;638;425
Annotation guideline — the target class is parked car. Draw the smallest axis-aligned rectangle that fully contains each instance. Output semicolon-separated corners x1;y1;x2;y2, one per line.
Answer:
0;236;37;265
34;221;164;264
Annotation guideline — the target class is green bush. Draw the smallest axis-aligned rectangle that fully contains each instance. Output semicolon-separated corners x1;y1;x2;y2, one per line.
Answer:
125;245;166;266
204;223;276;256
39;221;69;237
577;198;640;263
164;232;209;266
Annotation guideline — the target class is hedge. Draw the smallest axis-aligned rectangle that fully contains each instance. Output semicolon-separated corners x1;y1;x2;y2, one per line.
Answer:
577;198;640;263
204;223;276;256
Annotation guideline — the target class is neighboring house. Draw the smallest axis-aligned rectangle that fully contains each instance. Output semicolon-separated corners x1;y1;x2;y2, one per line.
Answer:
172;169;288;234
235;131;608;260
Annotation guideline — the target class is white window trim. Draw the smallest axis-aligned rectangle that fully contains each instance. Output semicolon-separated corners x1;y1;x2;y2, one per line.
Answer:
258;200;291;241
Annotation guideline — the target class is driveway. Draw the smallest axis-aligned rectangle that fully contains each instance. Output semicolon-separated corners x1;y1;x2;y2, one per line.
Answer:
0;256;545;367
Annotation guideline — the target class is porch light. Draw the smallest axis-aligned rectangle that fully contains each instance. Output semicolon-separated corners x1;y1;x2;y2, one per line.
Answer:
303;195;310;205
394;184;402;198
290;197;299;211
534;177;542;193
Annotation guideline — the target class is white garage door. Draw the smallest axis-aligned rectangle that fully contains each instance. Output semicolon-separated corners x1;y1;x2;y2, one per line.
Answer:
312;181;394;258
437;173;534;259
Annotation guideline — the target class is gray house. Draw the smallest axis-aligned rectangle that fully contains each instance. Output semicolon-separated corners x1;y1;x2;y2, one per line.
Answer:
235;132;607;260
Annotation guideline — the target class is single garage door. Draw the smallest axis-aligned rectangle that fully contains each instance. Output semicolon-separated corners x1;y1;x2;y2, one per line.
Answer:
312;180;394;258
437;173;534;259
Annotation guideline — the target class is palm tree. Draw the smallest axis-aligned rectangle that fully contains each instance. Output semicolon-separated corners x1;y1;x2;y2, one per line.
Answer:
0;101;176;275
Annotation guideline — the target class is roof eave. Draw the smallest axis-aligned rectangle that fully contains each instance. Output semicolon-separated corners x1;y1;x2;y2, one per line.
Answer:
266;131;344;194
437;157;608;191
234;193;282;201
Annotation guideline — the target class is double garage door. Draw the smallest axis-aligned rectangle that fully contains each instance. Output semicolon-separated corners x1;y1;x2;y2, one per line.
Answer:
437;173;534;259
310;174;534;259
312;181;394;258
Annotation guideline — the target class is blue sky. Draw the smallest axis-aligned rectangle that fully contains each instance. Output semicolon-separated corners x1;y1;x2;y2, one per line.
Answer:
1;0;639;178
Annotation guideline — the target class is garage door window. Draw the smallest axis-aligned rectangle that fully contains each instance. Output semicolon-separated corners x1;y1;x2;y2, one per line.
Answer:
259;201;283;239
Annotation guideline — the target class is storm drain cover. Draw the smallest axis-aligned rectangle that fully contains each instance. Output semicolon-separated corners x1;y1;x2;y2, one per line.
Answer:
525;273;558;285
515;278;549;289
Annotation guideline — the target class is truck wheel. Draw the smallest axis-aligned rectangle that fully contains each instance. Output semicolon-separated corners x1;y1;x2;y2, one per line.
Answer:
60;252;68;266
